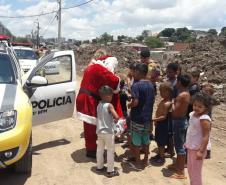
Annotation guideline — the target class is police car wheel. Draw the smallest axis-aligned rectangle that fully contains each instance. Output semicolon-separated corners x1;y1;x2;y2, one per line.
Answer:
14;135;32;174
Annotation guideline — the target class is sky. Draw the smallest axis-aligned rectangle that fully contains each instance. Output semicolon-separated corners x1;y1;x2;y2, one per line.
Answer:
0;0;226;40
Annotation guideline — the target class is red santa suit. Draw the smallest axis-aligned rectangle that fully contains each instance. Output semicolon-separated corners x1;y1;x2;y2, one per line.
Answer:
76;56;123;157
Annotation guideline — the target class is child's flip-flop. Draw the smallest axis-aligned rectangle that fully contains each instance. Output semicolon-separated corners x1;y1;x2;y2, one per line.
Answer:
170;173;187;179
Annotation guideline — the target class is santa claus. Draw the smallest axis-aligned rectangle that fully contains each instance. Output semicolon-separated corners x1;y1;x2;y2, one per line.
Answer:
76;49;123;158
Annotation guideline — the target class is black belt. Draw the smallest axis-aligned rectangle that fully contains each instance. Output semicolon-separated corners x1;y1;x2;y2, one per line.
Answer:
79;88;101;101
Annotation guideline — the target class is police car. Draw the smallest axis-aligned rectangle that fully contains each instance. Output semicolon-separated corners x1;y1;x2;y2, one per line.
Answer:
13;46;38;73
0;36;76;173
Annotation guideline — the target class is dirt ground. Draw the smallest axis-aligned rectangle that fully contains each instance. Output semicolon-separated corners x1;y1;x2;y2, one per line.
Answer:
0;76;226;185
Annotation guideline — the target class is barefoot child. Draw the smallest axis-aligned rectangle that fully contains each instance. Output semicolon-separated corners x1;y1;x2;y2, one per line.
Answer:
152;82;173;165
169;74;191;179
185;92;212;185
96;85;120;177
128;63;155;168
165;62;180;157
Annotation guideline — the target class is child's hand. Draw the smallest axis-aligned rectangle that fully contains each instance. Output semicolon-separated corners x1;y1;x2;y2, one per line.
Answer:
196;150;204;160
127;95;132;101
114;118;119;123
152;119;157;126
127;103;131;109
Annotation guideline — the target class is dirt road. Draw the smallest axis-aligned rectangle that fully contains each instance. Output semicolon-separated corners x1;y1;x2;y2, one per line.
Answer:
0;77;226;185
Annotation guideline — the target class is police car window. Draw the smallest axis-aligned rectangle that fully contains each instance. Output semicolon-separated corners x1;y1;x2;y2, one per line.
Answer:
15;49;38;60
0;54;15;84
36;55;72;84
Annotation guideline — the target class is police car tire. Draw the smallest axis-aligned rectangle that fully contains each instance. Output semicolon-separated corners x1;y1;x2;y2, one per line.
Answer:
14;135;32;173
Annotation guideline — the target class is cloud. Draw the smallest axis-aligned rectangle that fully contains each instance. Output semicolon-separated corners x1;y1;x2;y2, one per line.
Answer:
0;0;226;40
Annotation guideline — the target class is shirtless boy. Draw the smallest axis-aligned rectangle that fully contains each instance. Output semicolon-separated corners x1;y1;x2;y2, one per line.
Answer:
169;74;191;179
152;82;173;165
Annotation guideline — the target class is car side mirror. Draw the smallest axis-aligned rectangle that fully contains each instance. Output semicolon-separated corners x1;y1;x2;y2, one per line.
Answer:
28;76;48;86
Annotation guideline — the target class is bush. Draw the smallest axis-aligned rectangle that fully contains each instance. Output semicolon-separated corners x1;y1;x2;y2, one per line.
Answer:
144;37;164;48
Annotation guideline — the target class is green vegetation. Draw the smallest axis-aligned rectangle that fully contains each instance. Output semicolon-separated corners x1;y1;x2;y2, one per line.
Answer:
207;29;218;35
14;37;29;43
144;36;164;48
220;27;226;36
159;28;176;38
158;27;195;42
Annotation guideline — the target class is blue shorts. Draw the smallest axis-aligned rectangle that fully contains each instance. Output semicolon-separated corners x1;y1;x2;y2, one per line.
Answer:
155;120;168;147
131;121;150;147
173;117;188;155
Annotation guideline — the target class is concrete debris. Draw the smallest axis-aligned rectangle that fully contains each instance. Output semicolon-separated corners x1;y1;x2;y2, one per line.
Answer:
174;36;226;102
74;44;140;74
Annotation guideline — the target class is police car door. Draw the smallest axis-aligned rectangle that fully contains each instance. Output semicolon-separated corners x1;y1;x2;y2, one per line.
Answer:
25;50;76;125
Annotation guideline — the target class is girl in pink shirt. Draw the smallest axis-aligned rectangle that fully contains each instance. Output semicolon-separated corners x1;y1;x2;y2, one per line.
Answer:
185;93;212;185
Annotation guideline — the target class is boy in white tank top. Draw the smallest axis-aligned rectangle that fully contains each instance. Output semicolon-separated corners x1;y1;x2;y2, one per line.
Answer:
96;85;120;178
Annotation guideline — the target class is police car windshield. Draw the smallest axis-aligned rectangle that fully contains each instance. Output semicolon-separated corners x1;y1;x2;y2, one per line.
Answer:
15;49;38;60
0;54;15;84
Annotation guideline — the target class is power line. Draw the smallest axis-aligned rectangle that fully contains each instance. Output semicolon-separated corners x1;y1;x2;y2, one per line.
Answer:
63;0;95;10
0;10;57;18
0;0;95;19
40;14;58;36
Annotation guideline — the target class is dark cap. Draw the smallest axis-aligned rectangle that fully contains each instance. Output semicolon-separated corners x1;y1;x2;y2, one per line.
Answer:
140;49;150;58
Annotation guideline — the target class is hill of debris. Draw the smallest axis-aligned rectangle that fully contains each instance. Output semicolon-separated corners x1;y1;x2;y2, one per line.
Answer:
74;44;140;74
176;35;226;102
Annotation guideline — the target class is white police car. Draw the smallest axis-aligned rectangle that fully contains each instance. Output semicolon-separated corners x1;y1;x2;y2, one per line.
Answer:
13;46;38;73
0;35;76;173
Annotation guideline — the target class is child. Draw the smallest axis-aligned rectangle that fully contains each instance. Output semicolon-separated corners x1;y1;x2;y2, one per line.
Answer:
169;74;191;179
117;80;130;144
96;85;119;177
152;82;173;165
120;63;136;148
165;62;180;157
128;63;155;168
189;70;200;96
185;92;212;185
187;70;201;119
166;62;180;88
201;83;215;159
126;62;137;92
119;79;130;117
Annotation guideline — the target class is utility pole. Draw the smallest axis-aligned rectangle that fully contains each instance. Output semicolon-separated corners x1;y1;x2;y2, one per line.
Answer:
57;0;62;49
36;20;40;49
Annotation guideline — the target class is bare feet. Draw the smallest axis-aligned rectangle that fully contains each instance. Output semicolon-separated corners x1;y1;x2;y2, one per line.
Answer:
167;163;178;171
142;159;149;167
170;171;187;179
135;161;143;170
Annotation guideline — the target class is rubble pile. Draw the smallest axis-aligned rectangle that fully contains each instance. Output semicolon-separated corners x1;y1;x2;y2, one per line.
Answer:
74;44;140;73
176;36;226;102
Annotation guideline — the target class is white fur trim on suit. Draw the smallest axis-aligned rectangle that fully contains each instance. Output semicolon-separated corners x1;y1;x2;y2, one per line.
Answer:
104;57;118;73
90;57;118;73
76;112;97;125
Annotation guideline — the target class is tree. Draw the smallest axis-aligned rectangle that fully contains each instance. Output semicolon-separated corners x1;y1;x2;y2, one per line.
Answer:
144;36;164;48
136;35;144;42
159;28;176;37
14;37;29;43
220;27;226;36
91;38;97;44
117;35;127;42
100;32;113;45
82;40;90;44
207;29;218;35
142;30;152;38
175;27;191;41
